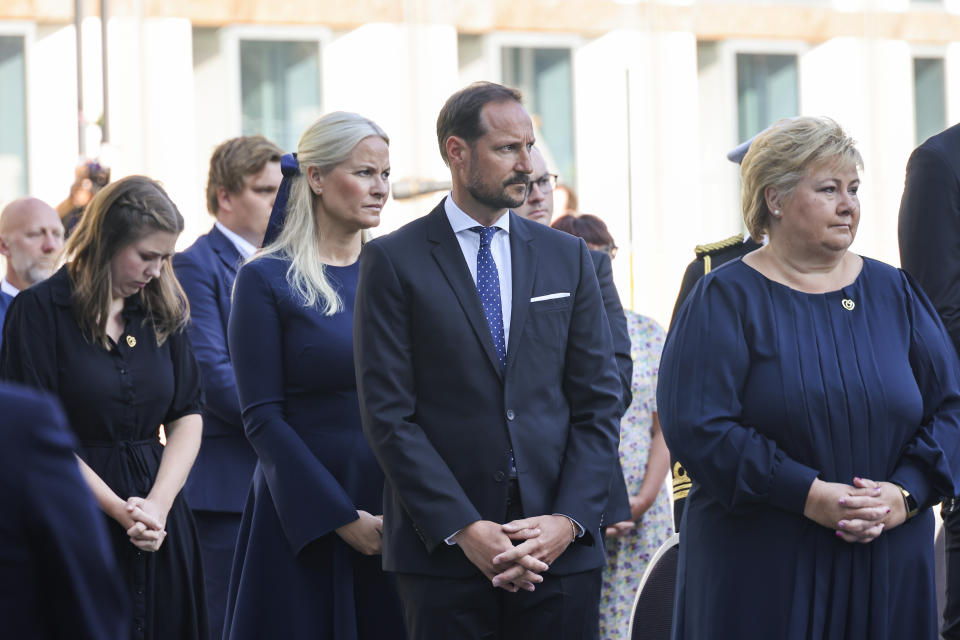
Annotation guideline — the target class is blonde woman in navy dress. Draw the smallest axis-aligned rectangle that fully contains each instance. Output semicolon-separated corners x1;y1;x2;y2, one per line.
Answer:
222;112;405;639
659;117;960;639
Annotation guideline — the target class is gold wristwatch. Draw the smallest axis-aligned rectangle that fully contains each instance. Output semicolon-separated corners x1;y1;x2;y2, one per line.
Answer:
896;484;919;520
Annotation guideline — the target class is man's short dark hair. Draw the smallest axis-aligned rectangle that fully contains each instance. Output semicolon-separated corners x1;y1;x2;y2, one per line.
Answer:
206;135;283;215
436;82;523;166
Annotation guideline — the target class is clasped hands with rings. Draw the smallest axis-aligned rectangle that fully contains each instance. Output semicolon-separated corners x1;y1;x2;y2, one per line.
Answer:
454;514;575;593
804;476;908;543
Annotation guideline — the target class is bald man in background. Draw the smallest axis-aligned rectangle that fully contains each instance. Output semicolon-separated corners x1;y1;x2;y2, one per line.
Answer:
0;198;64;347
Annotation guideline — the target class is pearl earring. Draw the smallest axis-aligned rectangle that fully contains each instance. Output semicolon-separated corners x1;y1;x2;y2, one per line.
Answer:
773;209;781;217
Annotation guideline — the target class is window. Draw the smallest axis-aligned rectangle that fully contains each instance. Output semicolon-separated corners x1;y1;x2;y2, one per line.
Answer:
501;46;576;188
0;35;27;197
239;40;321;153
736;53;798;142
914;57;946;144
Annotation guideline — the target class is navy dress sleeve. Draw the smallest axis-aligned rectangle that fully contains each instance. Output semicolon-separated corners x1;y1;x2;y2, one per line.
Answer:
657;274;820;514
162;328;203;425
228;261;358;555
889;271;960;508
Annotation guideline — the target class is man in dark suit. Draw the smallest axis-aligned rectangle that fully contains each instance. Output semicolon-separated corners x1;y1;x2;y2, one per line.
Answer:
354;82;622;639
0;197;64;348
514;147;634;532
898;121;960;639
173;134;282;640
0;382;129;639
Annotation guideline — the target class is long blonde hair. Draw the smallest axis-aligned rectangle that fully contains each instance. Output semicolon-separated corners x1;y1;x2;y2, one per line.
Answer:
255;111;389;314
66;176;189;347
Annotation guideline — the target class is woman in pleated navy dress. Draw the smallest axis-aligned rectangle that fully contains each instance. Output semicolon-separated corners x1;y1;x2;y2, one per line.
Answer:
659;117;960;639
222;112;405;640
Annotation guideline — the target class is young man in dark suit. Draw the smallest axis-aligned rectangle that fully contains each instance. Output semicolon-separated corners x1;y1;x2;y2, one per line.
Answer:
173;135;281;640
898;122;960;639
354;82;622;639
0;382;129;639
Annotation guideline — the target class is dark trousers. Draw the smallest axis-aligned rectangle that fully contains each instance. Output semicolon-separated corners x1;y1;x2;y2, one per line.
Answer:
944;499;960;639
193;510;241;640
395;480;602;640
395;568;602;640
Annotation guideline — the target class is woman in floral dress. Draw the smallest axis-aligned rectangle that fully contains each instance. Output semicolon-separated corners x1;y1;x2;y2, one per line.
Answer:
599;310;673;640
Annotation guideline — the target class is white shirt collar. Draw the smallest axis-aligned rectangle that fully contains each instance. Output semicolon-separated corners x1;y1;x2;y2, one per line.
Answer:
444;194;511;235
1;278;19;298
215;221;257;260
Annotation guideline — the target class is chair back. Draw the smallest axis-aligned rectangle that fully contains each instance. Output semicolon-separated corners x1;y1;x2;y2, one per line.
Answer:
628;532;680;640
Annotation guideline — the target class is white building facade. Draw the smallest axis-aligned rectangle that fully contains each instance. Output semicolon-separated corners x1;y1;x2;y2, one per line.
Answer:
2;0;959;325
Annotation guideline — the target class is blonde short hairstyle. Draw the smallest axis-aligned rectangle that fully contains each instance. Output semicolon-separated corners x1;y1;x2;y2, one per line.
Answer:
740;117;863;239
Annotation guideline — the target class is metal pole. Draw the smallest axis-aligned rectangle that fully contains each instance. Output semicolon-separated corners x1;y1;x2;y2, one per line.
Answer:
75;0;85;155
100;0;110;143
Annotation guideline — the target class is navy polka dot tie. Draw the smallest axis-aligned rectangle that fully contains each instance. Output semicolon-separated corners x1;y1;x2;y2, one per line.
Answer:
471;226;506;370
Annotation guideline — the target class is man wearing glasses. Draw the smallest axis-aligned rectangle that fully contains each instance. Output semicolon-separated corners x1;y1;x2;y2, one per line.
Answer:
515;148;634;532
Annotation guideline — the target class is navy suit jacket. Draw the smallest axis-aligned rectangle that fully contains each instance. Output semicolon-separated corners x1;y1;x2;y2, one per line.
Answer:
0;289;13;351
899;122;960;356
174;225;257;513
589;249;633;523
354;200;622;577
0;382;129;639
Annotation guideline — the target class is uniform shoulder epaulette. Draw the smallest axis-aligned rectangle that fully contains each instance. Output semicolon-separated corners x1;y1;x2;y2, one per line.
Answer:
694;233;745;258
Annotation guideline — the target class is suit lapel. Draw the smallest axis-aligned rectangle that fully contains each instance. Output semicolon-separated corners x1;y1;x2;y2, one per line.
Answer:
506;212;535;374
427;201;504;380
209;225;243;274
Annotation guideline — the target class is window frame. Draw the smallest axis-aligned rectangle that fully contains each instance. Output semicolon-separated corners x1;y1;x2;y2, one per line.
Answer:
0;21;35;197
476;31;583;188
910;43;949;144
220;24;329;141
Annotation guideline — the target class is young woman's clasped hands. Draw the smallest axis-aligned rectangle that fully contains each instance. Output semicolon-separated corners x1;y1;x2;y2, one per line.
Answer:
804;476;908;543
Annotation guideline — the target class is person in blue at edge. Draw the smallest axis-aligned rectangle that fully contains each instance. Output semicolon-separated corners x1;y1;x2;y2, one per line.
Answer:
0;382;129;640
658;116;960;639
0;175;207;640
174;134;282;640
222;111;405;639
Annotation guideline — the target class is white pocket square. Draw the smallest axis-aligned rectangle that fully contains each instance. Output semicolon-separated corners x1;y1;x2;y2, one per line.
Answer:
530;292;570;303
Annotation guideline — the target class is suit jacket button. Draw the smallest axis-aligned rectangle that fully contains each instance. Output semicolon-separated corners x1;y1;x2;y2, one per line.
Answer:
506;409;516;421
494;470;505;482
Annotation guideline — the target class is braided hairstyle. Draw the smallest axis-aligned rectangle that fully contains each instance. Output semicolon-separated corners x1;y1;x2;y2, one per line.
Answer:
66;175;189;348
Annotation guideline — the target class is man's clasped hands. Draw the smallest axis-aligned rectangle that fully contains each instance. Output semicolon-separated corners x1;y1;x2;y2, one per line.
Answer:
453;514;577;592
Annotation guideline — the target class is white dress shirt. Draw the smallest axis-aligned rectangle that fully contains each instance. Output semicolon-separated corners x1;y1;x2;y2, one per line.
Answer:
215;221;257;261
444;195;512;345
1;278;20;298
441;196;584;544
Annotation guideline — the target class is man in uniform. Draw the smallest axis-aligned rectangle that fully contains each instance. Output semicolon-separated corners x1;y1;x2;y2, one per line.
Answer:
668;137;762;529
